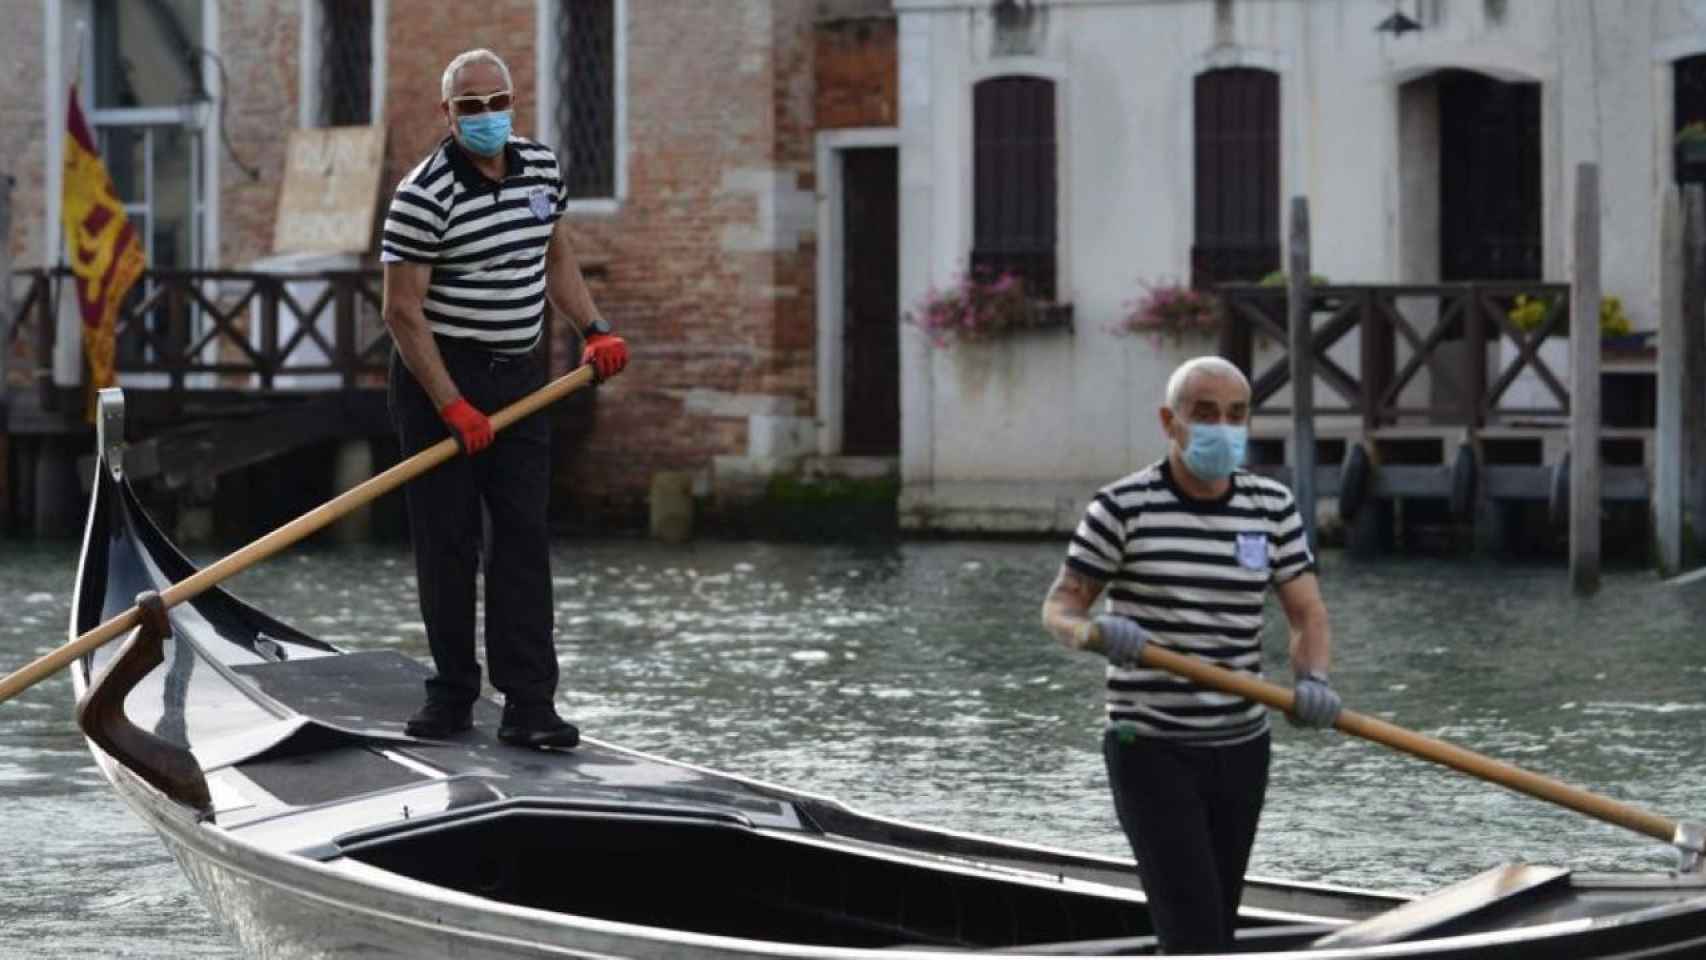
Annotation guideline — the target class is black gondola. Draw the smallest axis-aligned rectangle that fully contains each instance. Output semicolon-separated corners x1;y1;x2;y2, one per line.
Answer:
63;389;1706;958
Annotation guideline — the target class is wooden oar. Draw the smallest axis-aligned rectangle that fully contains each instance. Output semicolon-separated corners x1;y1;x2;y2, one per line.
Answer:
1094;626;1693;853
0;364;597;706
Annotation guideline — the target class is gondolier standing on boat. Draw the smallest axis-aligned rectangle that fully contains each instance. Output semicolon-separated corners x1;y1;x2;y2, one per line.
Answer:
380;48;627;749
1040;356;1340;954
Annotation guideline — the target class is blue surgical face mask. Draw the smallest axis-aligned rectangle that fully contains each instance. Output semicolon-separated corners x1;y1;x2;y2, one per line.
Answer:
456;111;511;157
1179;422;1247;481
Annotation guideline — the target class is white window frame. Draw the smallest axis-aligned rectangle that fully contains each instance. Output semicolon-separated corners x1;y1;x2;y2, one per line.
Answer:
535;0;627;215
299;0;388;128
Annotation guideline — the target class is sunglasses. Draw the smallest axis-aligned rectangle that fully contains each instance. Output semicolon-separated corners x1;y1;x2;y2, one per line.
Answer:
448;90;513;115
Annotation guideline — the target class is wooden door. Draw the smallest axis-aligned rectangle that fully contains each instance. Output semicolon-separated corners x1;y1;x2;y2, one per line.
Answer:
1439;71;1541;282
841;147;899;456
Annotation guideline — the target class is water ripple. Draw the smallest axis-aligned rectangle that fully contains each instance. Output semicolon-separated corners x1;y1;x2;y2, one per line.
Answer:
5;541;1706;955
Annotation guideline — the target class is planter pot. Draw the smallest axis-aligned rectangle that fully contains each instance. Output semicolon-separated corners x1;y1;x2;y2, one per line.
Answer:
1600;331;1653;353
1019;301;1074;332
1499;338;1569;410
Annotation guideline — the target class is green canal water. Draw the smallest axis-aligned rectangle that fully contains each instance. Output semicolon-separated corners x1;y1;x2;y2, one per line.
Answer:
2;538;1704;957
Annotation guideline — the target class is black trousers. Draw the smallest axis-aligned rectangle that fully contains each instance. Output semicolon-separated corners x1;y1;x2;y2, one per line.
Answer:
389;341;557;708
1103;729;1270;955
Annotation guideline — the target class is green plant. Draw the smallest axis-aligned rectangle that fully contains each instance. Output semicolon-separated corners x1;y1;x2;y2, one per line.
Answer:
1507;294;1631;338
1678;121;1706;143
1258;270;1330;287
1600;296;1632;337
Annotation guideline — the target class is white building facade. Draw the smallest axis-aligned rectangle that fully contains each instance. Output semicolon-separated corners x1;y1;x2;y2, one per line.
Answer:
888;0;1706;532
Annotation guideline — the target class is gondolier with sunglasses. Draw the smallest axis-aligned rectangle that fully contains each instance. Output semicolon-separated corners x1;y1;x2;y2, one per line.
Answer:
1039;356;1340;954
380;48;627;749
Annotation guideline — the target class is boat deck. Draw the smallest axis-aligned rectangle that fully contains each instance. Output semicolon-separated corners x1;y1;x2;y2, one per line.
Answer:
218;649;806;829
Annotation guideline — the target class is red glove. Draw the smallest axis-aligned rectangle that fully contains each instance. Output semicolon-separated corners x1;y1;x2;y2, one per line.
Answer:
439;397;493;454
582;331;629;381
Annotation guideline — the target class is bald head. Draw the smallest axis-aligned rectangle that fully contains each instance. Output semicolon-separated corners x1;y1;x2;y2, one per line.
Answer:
1164;356;1250;413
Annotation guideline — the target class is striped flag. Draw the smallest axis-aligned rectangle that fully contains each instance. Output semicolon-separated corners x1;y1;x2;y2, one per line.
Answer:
61;85;144;414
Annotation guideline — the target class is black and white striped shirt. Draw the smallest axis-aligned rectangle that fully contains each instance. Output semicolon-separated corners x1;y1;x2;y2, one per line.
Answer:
1066;459;1315;746
380;136;566;353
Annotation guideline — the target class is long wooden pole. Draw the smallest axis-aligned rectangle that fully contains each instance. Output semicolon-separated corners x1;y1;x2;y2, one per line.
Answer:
1656;184;1684;576
1685;186;1706;570
0;365;597;705
0;173;13;538
1569;163;1602;595
1093;628;1682;847
1287;196;1317;548
0;173;13;392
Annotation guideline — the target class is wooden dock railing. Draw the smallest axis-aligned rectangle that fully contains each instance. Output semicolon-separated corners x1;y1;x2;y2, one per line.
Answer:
6;267;390;404
1216;282;1575;429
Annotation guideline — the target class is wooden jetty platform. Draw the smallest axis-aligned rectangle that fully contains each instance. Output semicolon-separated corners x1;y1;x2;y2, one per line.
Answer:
1;263;596;540
1216;172;1706;589
2;266;393;538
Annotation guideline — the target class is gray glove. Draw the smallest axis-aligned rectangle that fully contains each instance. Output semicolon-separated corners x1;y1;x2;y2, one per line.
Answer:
1290;671;1342;729
1093;615;1149;667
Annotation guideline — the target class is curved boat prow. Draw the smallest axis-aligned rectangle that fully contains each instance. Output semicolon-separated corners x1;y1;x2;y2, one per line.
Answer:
74;589;213;813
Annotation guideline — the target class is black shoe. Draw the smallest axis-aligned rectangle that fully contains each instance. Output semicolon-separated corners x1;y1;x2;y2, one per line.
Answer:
405;701;473;739
497;704;580;749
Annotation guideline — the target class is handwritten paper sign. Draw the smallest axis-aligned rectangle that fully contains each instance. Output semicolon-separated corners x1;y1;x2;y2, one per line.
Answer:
272;127;385;255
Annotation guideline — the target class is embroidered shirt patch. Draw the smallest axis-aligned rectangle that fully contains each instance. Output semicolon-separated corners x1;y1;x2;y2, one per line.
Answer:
528;188;555;222
1235;532;1269;571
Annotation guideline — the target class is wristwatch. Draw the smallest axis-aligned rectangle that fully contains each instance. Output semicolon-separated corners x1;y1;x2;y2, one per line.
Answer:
583;317;612;338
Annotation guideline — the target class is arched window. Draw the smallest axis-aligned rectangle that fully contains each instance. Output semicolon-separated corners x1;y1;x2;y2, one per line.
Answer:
1191;67;1279;289
972;76;1057;300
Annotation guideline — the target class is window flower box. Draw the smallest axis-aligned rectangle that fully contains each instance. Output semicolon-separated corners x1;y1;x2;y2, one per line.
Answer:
908;272;1072;348
1112;279;1220;345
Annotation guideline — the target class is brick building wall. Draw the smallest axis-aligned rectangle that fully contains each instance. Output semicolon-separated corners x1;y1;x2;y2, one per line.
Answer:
540;0;822;527
815;15;898;130
216;0;304;269
3;0;901;533
0;1;305;273
344;0;832;527
387;0;542;177
3;3;50;277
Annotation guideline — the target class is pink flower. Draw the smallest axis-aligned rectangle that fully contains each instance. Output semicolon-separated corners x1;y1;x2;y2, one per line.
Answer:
1113;277;1220;342
905;270;1031;348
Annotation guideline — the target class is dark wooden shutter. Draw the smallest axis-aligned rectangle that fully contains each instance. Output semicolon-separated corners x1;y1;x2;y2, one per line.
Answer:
971;76;1056;300
1192;68;1280;289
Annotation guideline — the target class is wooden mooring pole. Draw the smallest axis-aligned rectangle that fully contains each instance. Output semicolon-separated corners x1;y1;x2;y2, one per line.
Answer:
1287;196;1317;548
0;173;13;537
1684;186;1706;570
1656;185;1683;576
1569;164;1601;595
0;173;12;390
